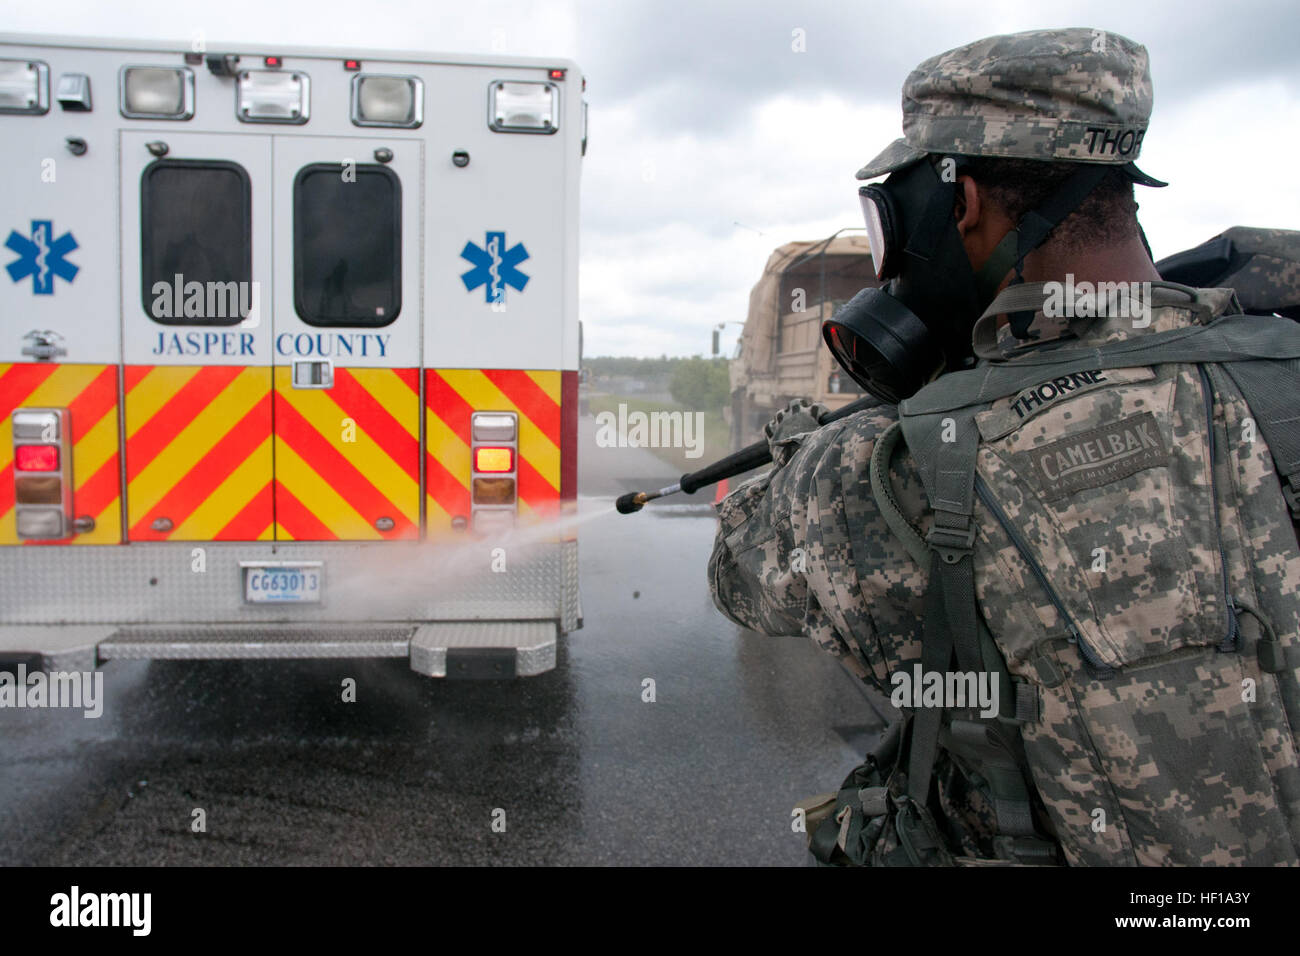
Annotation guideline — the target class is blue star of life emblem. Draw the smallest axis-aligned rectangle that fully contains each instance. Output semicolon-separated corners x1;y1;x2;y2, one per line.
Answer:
460;231;530;303
6;220;79;295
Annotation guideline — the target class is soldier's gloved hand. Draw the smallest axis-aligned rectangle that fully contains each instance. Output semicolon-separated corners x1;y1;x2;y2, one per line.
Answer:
764;399;829;467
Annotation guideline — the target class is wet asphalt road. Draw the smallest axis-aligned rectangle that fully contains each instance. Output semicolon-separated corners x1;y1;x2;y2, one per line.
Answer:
1;418;881;866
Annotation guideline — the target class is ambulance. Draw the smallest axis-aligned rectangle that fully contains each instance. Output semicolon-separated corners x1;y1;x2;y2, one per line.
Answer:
0;34;584;678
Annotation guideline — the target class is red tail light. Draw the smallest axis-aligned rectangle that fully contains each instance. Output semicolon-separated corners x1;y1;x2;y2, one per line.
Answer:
15;444;59;472
12;408;74;539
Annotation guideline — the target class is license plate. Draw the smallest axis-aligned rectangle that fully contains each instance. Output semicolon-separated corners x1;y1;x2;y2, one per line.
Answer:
243;564;322;604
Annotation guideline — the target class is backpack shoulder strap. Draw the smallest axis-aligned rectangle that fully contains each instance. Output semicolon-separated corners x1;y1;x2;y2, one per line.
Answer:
896;406;983;807
876;409;1054;862
868;421;928;566
1219;358;1300;518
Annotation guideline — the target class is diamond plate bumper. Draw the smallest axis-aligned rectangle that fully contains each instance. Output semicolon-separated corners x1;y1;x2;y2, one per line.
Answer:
0;625;112;672
98;624;414;661
410;621;556;678
0;540;581;632
0;620;560;678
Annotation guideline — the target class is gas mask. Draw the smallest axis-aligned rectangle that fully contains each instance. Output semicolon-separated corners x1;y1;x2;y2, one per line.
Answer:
822;159;985;404
823;157;1114;403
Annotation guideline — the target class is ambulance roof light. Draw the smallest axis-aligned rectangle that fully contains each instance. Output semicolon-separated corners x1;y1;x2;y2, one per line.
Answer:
236;69;309;124
0;59;50;115
352;74;423;128
488;80;558;134
120;66;194;120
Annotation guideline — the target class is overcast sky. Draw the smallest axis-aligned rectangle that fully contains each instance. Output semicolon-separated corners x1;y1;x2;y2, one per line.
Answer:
6;0;1299;356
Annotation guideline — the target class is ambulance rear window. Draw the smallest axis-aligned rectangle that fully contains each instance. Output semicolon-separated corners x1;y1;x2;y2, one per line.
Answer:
294;163;401;327
141;160;252;326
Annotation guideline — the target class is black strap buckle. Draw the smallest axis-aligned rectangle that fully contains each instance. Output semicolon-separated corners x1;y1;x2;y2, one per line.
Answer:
993;835;1059;865
926;523;976;563
1283;479;1300;516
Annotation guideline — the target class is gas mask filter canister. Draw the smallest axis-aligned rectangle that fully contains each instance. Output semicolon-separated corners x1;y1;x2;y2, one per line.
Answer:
822;159;982;404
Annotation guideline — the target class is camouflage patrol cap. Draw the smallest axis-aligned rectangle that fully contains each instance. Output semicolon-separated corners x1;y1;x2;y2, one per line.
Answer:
857;28;1166;186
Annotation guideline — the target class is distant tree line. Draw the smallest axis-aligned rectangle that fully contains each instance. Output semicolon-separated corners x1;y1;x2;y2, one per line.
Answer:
668;357;730;411
582;355;730;411
582;355;681;379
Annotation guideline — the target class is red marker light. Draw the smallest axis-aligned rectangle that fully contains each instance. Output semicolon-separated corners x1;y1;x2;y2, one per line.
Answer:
264;56;282;68
344;59;361;72
548;68;566;80
15;445;59;472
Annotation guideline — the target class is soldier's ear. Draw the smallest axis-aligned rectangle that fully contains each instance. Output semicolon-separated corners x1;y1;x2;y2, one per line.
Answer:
953;175;981;238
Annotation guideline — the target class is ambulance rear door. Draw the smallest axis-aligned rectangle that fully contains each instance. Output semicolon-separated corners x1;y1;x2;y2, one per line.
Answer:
270;136;422;541
119;131;275;542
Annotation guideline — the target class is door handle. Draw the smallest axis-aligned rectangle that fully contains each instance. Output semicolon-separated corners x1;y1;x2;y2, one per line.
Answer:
292;360;334;388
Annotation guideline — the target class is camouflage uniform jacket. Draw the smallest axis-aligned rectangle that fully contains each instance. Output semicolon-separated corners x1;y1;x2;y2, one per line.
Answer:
710;286;1300;865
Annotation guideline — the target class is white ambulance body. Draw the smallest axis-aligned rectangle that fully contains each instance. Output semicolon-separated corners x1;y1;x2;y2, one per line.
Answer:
0;34;584;678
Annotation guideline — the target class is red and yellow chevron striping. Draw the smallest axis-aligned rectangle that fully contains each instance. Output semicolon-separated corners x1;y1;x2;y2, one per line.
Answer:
274;366;420;541
0;362;121;545
125;365;273;541
425;368;562;534
2;363;574;545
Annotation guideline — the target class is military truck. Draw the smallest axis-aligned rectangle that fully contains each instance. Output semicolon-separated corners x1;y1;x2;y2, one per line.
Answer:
728;225;1300;452
728;229;882;450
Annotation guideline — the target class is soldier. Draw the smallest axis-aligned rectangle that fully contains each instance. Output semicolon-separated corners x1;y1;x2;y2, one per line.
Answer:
709;28;1300;865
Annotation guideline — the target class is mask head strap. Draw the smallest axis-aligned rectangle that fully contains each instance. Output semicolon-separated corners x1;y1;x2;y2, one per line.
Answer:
1012;164;1111;273
970;163;1113;336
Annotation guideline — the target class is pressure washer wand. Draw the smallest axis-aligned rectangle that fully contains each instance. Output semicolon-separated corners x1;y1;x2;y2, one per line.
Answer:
614;395;880;514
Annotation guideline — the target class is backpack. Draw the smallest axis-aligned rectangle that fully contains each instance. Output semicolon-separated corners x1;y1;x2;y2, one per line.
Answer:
807;286;1300;866
1156;227;1300;320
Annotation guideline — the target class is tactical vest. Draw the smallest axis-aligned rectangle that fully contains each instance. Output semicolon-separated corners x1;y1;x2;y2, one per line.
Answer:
808;286;1300;866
